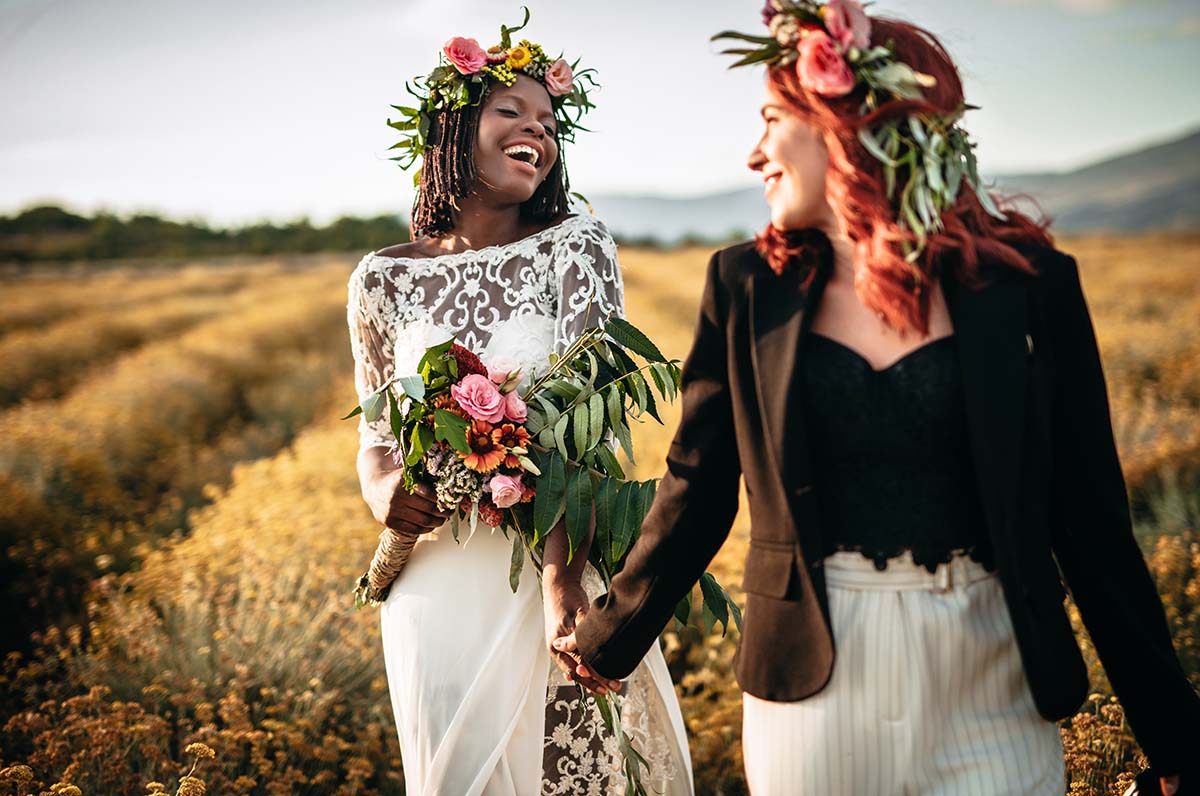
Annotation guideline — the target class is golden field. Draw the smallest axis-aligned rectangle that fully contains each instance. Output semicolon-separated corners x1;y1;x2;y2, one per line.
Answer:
1;236;1198;796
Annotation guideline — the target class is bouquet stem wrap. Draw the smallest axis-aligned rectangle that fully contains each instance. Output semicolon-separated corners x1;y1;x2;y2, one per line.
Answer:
354;527;420;607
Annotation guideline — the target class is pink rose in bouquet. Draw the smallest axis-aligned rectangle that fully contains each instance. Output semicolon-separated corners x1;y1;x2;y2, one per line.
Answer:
487;355;522;388
503;390;528;423
451;373;506;422
489;474;525;509
797;32;856;97
443;36;488;75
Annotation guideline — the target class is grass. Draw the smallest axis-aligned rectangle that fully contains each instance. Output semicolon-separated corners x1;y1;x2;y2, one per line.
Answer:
1;235;1197;795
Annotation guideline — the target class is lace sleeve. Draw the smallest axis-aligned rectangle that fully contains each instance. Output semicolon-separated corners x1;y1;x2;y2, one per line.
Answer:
347;257;397;456
552;213;626;355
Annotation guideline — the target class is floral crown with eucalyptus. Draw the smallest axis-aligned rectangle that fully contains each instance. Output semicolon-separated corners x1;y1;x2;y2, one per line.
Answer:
387;7;598;185
714;0;1006;263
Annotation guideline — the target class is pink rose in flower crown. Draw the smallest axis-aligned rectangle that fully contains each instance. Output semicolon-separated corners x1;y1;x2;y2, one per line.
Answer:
542;59;574;97
489;474;525;509
822;0;871;52
451;373;506;422
797;32;856;97
487;355;521;387
443;37;488;75
503;389;527;423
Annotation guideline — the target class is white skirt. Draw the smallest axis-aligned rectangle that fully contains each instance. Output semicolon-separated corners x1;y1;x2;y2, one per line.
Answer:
379;519;694;796
742;550;1065;796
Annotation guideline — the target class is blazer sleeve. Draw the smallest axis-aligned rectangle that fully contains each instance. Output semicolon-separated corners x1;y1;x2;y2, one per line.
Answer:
573;249;744;679
1046;252;1200;774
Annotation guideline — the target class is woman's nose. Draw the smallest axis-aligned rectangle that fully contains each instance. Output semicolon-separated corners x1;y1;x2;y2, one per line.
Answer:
522;119;545;138
747;144;766;172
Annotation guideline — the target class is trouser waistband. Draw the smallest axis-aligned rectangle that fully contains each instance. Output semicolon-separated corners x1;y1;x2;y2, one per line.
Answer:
821;550;994;593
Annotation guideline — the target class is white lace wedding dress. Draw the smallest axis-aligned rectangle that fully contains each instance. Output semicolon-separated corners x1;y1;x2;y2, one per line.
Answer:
346;205;694;796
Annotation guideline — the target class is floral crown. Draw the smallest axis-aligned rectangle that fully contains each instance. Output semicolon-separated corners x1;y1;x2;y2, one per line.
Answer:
387;7;598;185
714;0;1005;264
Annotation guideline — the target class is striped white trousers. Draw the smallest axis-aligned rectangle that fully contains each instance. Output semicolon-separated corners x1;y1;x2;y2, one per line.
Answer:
742;551;1065;796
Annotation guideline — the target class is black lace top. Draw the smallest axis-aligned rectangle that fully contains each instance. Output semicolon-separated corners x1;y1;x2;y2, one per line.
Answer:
800;331;995;573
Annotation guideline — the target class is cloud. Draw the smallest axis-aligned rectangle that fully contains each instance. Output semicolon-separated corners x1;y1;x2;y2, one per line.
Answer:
991;0;1164;15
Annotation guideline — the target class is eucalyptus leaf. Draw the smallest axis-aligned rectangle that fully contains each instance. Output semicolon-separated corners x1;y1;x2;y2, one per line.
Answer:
610;481;640;563
533;450;566;541
572;402;590;458
595;477;619;561
553;413;570;460
564;465;594;564
700;572;732;636
587;391;605;449
397;375;425;402
605;317;667;362
509;533;523;593
614;421;635;465
595;440;625;480
674;592;691;629
362;390;386;423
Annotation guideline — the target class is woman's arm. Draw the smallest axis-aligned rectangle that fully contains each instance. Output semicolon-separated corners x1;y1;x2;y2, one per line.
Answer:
560;249;744;681
1046;251;1200;778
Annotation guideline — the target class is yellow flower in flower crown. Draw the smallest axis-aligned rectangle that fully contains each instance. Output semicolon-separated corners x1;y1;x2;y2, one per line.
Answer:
506;45;532;69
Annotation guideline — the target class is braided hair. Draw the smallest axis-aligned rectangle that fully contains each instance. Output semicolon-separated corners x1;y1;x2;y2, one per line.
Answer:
410;100;571;239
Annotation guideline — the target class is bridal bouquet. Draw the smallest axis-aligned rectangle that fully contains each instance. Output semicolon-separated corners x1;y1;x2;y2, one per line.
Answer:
345;313;741;793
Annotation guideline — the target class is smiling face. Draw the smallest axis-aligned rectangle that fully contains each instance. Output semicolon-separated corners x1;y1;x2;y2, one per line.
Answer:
747;87;835;232
472;74;561;205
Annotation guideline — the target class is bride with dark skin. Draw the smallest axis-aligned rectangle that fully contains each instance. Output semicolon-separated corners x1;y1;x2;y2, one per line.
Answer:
347;23;693;792
356;73;609;693
555;4;1198;793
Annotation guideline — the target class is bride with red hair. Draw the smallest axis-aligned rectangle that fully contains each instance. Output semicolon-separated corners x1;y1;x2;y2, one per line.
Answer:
556;2;1200;793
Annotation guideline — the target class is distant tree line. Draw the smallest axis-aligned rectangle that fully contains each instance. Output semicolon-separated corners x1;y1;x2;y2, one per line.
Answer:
0;205;413;264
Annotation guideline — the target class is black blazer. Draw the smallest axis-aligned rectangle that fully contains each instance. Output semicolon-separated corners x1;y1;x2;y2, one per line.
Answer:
574;239;1200;775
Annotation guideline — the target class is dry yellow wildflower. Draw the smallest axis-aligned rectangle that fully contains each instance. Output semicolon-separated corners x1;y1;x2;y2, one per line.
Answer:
0;766;34;782
177;776;206;796
145;784;165;792
50;785;82;796
184;741;216;760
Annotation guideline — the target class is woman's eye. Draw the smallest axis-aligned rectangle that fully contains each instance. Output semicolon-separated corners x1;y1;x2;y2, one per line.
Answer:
499;108;519;116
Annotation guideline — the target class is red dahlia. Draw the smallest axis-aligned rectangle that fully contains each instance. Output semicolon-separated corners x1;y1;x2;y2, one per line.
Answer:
450;344;487;378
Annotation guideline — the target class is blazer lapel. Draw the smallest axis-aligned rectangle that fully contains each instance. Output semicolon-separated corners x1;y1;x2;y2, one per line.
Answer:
748;261;831;555
942;271;1030;548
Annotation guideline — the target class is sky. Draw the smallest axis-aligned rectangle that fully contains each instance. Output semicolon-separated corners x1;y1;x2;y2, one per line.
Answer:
2;0;1198;225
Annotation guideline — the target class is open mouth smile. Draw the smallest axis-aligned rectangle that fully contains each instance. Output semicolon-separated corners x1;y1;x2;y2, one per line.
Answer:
503;144;541;168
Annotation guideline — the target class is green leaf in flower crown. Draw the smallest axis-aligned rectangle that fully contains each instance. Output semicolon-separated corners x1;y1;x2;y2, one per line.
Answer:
341;404;363;420
587;391;605;450
710;30;777;45
509;532;523;593
605;317;667;363
572;402;589;458
434;409;470;453
964;147;1007;221
535;394;561;429
397;375;425;403
564;465;593;564
857;127;897;168
700;572;732;637
534;450;566;542
362;390;386;423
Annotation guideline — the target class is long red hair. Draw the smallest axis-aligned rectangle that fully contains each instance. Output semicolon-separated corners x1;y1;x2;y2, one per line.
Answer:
757;16;1053;335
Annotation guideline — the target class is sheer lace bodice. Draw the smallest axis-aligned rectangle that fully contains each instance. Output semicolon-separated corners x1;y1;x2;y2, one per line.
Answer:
347;209;624;455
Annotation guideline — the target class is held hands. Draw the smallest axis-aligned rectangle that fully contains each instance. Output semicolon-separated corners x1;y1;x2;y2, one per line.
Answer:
370;470;452;535
543;579;623;696
551;627;621;696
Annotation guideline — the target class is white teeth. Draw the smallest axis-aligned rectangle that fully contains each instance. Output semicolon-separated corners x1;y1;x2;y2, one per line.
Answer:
503;144;539;166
